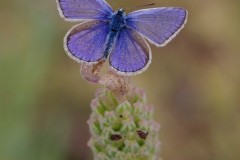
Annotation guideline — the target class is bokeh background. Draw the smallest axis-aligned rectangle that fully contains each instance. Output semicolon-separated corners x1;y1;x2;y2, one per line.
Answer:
1;0;240;160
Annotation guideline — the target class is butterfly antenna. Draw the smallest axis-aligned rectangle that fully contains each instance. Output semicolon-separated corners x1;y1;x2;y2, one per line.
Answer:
143;3;156;7
125;3;156;11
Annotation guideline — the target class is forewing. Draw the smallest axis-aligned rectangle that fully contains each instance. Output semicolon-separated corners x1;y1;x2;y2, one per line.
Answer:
57;0;113;21
109;28;151;75
64;20;109;63
126;8;187;47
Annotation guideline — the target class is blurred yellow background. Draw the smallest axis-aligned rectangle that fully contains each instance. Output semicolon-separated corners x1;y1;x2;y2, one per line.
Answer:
0;0;240;160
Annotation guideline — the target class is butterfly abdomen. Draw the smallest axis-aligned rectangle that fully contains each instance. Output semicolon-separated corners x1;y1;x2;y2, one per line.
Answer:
104;31;117;58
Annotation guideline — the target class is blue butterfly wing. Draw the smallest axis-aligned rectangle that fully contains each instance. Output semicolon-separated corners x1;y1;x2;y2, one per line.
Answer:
109;28;151;75
57;0;113;21
126;8;188;47
65;20;109;63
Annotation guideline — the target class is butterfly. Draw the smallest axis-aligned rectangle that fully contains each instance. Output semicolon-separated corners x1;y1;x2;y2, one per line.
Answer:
56;0;188;75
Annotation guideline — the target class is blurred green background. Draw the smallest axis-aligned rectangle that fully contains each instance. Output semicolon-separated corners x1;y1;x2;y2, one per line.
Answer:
1;0;240;160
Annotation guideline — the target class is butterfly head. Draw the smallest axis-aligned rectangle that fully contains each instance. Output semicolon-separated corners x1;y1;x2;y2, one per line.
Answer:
116;8;126;16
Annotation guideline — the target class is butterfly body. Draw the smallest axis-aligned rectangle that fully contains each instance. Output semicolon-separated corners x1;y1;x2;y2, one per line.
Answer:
57;0;188;75
104;9;127;58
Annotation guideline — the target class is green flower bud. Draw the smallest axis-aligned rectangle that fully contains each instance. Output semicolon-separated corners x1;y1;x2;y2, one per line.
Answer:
88;87;160;160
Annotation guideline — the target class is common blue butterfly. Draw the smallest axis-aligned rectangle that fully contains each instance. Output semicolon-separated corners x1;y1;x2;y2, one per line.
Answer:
56;0;188;75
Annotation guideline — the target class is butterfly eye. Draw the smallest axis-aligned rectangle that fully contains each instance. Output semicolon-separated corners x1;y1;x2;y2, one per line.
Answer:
137;130;148;139
110;134;122;141
119;8;125;12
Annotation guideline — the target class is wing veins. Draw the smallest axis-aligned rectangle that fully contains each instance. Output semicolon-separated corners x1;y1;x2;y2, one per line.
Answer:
60;1;111;17
126;30;145;65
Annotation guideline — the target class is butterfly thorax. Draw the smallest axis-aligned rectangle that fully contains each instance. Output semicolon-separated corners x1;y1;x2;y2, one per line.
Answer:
104;9;127;58
109;9;126;32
